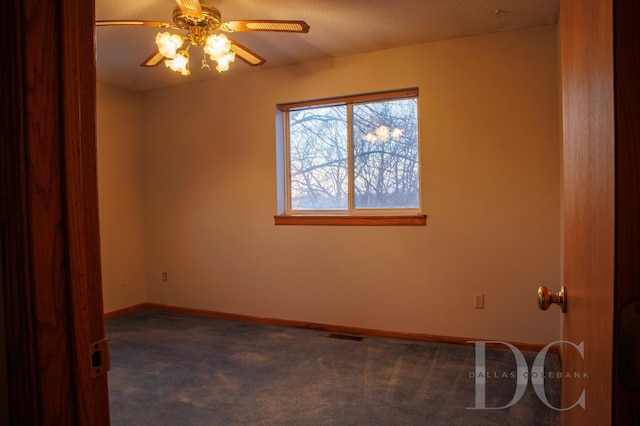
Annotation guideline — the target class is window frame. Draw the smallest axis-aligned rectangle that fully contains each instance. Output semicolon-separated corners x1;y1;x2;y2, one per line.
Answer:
275;88;426;226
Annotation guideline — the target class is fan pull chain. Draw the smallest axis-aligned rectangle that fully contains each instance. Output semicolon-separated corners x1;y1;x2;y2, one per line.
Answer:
201;50;211;71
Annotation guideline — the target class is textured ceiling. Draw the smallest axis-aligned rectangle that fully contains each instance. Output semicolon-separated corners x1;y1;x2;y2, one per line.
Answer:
96;0;559;92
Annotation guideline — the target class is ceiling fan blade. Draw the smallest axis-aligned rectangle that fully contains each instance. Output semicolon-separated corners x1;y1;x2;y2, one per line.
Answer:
96;20;173;28
230;41;266;66
141;50;166;67
175;0;202;18
221;20;310;33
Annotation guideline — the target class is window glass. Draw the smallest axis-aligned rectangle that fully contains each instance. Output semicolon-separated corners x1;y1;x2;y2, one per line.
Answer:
289;105;348;210
353;99;419;209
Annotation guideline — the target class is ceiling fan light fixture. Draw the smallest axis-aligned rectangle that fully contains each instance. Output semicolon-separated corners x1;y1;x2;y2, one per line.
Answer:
99;0;310;76
156;32;184;59
215;51;236;72
165;50;190;75
204;33;232;60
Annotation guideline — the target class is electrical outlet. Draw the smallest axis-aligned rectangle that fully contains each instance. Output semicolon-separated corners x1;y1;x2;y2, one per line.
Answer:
162;272;168;282
474;293;484;309
119;274;126;287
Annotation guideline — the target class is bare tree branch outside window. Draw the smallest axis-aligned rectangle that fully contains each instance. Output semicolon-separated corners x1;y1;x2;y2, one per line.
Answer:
353;99;419;209
289;106;348;210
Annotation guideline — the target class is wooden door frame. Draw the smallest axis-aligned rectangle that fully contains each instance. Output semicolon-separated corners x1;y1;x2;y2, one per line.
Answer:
613;0;640;423
0;0;110;424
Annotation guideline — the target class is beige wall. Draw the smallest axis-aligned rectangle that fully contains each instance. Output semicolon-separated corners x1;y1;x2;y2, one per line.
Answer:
100;25;562;344
97;83;147;312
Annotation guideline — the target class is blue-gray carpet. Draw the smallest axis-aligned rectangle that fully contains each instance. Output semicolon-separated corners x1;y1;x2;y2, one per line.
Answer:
106;310;560;425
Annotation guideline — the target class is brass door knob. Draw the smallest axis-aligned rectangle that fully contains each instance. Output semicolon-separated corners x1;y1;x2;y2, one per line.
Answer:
537;286;567;313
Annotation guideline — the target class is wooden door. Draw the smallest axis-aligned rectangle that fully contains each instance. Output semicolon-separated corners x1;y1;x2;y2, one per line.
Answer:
0;0;110;424
560;0;615;424
561;0;640;424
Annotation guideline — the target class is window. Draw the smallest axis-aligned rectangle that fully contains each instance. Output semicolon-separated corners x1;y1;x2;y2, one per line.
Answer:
276;88;425;226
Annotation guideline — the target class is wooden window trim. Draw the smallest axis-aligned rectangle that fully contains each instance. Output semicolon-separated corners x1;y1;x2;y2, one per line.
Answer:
274;214;426;226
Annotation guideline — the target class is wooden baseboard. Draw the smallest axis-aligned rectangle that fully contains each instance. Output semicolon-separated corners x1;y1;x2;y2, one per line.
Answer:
104;303;559;354
103;303;149;319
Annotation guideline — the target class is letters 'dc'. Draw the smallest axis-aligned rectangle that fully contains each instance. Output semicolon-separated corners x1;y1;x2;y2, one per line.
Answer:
468;340;586;411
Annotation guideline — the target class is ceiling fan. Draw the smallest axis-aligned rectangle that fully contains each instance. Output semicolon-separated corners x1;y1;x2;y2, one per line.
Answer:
96;0;310;75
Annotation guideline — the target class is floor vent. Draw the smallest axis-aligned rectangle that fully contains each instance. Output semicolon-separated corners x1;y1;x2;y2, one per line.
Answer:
327;333;364;341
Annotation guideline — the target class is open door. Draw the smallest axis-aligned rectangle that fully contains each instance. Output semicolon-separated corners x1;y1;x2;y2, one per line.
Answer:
559;0;615;424
0;0;110;423
560;0;640;424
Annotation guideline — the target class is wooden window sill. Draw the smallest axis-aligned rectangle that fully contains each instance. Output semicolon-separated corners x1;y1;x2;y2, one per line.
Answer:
274;214;426;226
